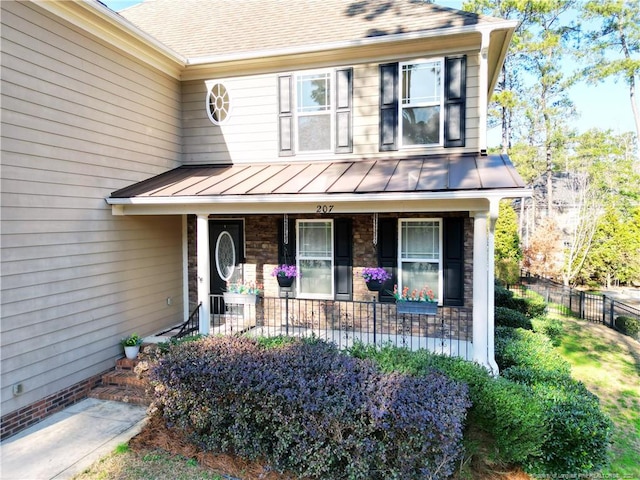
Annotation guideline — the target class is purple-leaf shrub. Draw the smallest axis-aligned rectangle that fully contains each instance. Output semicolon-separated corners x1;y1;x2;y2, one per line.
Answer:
149;336;470;479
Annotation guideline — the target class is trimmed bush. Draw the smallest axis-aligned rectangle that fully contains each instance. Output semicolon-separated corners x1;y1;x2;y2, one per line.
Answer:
495;327;570;376
495;306;533;330
531;380;613;474
531;316;564;346
349;344;545;467
150;336;470;480
495;285;546;318
615;315;640;340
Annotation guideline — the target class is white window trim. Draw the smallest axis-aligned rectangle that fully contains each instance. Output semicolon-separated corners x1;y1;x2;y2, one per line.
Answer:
294;69;336;154
296;219;334;300
398;58;445;149
205;80;232;125
398;218;443;303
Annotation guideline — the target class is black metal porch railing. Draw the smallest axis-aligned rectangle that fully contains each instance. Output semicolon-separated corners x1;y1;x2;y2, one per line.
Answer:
512;274;640;329
207;294;474;360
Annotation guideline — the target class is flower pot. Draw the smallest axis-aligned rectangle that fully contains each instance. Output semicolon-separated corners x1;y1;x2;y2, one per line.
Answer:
223;292;258;305
366;279;384;291
124;345;140;359
396;301;438;315
277;276;294;288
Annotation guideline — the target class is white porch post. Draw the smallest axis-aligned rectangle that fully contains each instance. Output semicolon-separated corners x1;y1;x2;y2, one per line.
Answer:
196;214;210;335
472;211;498;373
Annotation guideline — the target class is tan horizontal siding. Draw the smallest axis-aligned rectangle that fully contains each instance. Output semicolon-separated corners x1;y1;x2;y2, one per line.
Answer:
0;2;184;416
182;53;481;164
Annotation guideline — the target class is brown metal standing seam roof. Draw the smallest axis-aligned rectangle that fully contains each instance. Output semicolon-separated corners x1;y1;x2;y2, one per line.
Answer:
109;154;526;200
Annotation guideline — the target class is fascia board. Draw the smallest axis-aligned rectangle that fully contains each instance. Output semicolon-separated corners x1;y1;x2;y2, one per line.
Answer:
107;188;532;215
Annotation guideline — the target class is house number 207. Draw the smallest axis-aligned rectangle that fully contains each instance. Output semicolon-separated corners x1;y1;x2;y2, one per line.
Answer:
316;205;334;213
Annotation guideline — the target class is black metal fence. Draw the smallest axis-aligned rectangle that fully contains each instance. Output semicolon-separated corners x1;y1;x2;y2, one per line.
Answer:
204;294;474;360
511;274;640;331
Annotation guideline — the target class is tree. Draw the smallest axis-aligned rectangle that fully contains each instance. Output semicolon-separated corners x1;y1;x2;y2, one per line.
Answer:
523;217;562;279
582;205;640;287
577;0;640;153
494;200;522;284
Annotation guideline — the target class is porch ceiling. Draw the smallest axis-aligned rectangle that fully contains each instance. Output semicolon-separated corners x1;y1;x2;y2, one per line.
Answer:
110;154;526;200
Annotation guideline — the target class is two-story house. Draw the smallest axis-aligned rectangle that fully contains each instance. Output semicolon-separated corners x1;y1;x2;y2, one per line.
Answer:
0;0;528;438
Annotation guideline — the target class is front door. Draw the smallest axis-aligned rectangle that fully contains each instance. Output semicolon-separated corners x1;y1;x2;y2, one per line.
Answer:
209;220;244;312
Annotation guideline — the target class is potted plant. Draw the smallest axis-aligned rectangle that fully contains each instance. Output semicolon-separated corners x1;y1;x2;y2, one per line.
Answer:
223;280;262;304
361;267;392;291
393;284;438;315
121;333;143;359
271;264;299;287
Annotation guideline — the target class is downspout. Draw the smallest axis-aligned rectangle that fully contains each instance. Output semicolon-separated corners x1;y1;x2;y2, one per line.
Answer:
478;29;490;155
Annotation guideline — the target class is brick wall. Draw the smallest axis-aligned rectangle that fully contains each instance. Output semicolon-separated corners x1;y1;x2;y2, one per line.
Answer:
188;213;472;305
0;370;106;440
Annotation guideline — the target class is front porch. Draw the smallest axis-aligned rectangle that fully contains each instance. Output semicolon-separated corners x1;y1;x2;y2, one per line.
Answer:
154;296;474;361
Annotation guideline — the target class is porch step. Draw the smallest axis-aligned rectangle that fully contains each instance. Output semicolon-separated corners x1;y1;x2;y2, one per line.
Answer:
88;355;153;407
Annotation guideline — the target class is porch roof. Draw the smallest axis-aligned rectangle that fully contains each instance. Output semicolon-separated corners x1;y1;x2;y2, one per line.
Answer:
110;154;526;199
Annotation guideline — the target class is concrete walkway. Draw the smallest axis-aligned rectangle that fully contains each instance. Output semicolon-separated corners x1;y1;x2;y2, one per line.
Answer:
0;398;148;480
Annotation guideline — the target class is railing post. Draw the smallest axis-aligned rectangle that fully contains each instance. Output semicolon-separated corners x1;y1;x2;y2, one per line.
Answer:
285;290;289;336
372;296;377;346
608;297;615;328
579;291;585;319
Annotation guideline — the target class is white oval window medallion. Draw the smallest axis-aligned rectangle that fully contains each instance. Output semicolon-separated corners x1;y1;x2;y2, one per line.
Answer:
215;231;235;281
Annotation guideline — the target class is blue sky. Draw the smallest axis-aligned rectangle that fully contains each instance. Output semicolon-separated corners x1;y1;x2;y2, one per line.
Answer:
102;0;636;142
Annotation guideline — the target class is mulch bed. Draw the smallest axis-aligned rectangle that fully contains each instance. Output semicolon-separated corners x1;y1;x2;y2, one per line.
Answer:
129;412;530;480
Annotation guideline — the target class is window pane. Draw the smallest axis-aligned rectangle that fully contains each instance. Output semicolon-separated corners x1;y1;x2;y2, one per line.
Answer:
402;106;440;145
401;262;438;294
299;259;332;295
297;74;331;112
402;62;441;105
298;115;331;151
299;221;332;257
401;221;439;259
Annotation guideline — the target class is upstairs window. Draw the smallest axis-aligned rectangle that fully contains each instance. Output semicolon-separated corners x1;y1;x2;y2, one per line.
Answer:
400;60;443;147
297;72;332;152
205;82;231;125
278;68;352;156
380;56;466;151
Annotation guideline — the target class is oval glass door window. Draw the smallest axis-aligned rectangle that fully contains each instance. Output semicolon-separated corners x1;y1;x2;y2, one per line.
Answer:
215;231;236;281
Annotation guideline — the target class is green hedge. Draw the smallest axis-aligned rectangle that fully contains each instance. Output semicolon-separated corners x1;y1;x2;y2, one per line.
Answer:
495;327;612;474
615;315;640;340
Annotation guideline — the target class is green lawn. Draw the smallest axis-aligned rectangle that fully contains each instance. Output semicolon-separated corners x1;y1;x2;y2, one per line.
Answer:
553;314;640;477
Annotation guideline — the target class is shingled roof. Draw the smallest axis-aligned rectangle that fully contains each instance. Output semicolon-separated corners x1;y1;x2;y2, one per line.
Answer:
116;0;505;59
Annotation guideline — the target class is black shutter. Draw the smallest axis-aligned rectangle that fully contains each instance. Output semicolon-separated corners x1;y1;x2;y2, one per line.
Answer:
377;217;397;303
278;74;294;156
334;218;352;301
444;55;466;148
443;217;464;306
379;63;398;151
277;218;296;266
335;68;353;153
